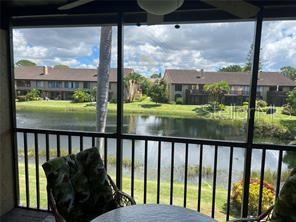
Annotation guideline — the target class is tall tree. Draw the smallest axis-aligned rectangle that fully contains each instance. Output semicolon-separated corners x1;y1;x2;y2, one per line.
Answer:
96;26;112;149
243;43;262;72
219;65;243;72
16;59;36;67
138;77;152;96
281;66;296;81
150;80;168;103
124;72;142;102
150;73;161;78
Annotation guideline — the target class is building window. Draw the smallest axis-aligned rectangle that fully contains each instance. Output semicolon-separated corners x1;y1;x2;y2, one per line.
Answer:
257;86;263;92
83;82;91;89
48;81;62;88
64;81;79;89
193;85;197;90
175;84;182;91
36;81;44;88
16;80;31;87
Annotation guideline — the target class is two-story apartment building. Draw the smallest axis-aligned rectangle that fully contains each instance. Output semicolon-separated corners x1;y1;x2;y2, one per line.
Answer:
15;66;134;101
163;69;296;105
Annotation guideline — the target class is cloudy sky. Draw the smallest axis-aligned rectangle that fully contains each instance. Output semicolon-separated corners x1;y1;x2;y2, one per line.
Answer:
13;20;296;76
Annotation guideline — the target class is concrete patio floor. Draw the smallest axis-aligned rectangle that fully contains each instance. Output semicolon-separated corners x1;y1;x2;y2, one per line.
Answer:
0;208;54;222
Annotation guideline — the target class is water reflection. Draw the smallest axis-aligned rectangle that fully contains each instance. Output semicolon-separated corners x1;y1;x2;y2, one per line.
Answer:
17;111;246;141
16;110;286;187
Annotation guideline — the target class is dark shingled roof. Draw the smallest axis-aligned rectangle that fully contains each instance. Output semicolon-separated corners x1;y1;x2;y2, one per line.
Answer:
164;69;296;87
14;66;134;82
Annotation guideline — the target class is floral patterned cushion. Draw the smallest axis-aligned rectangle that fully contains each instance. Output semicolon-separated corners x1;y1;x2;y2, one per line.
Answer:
271;168;296;222
42;147;117;222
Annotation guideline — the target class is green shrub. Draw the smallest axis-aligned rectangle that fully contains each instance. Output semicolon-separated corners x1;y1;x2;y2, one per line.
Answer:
243;101;249;106
231;178;275;216
150;80;169;103
286;88;296;114
205;102;225;112
17;95;27;102
72;89;91;103
176;97;183;105
282;105;296;116
234;105;248;112
256;99;267;107
25;88;41;101
204;81;230;103
257;107;269;112
254;120;292;140
251;169;278;184
136;95;148;102
256;100;268;111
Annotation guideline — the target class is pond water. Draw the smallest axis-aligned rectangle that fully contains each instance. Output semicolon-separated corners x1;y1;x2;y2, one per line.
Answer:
16;110;285;185
17;110;247;140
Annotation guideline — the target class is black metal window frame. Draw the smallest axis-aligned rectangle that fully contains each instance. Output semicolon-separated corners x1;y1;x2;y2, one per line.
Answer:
175;84;183;92
48;80;62;88
64;81;80;89
16;80;31;87
7;9;294;218
36;80;45;88
83;81;91;89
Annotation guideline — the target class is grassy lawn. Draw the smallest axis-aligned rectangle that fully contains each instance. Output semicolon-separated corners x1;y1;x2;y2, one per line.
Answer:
15;99;296;123
18;163;231;221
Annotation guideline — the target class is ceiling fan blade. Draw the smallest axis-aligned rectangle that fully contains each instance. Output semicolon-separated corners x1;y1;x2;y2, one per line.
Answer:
147;13;164;25
201;0;260;18
58;0;95;10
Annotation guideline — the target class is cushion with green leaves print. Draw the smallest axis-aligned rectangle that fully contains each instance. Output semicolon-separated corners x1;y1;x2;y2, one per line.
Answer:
42;147;117;222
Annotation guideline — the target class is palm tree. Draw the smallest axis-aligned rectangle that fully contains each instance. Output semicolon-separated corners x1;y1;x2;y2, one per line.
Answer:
96;26;112;149
124;72;142;102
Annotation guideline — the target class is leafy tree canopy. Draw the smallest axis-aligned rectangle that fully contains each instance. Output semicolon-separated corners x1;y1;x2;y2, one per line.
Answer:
204;81;230;103
287;88;296;110
16;59;36;67
149;80;168;103
25;88;41;101
281;66;296;81
124;72;152;97
72;89;92;103
124;72;143;102
150;73;161;78
219;65;243;72
54;64;69;69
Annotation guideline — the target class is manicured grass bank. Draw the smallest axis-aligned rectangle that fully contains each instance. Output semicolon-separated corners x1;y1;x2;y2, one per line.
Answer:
18;163;230;221
15;100;296;123
16;100;296;140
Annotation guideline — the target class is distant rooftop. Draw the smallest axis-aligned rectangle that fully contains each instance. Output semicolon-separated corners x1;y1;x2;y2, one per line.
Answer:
164;69;296;87
14;66;134;82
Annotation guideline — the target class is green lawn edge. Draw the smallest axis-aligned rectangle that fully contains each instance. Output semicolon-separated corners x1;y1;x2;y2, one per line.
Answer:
16;100;296;122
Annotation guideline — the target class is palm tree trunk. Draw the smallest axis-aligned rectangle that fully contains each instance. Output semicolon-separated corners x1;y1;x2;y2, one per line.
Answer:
96;26;112;149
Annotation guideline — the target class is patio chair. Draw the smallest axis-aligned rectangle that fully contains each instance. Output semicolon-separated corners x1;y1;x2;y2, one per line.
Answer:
228;168;296;222
42;147;136;222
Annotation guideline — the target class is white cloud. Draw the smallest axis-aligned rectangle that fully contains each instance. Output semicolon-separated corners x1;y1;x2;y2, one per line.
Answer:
261;21;296;71
124;22;255;73
13;30;48;63
12;21;296;74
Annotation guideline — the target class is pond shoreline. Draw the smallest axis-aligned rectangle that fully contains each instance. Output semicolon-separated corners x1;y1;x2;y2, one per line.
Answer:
16;100;295;143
